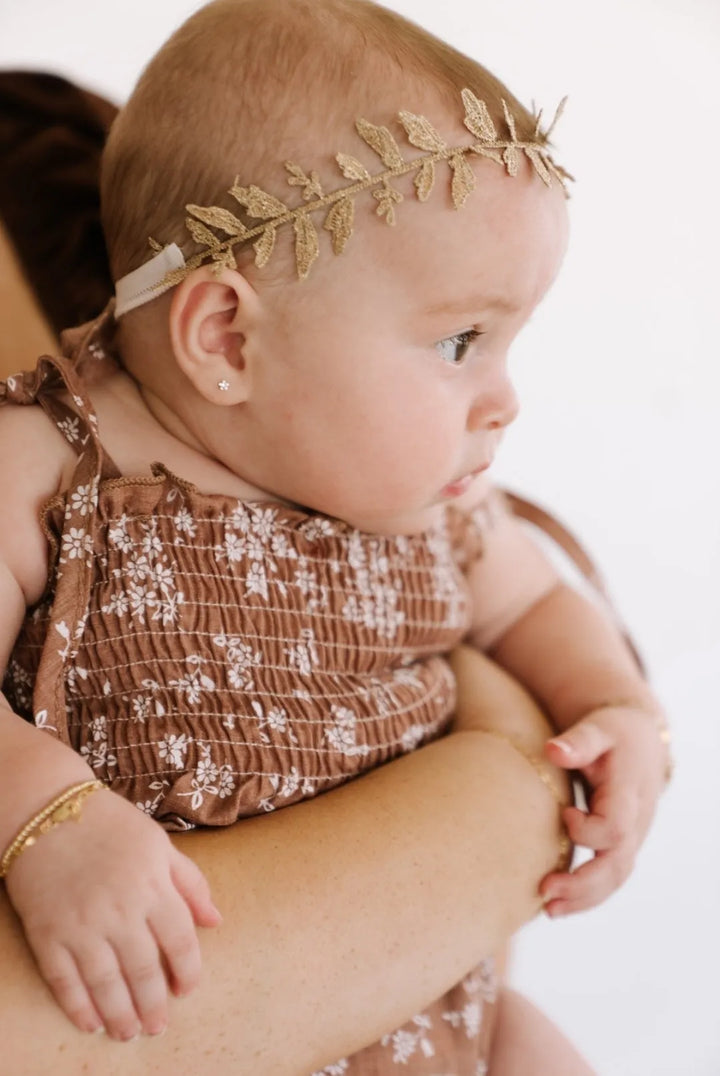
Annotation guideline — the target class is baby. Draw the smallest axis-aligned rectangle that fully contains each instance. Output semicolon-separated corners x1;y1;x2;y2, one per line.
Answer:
0;0;670;1071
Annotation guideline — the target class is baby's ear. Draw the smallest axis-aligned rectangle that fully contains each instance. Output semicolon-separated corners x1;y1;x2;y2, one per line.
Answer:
168;266;259;405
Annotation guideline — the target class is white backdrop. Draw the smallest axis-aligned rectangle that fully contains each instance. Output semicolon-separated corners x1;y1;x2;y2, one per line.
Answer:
1;1;719;1072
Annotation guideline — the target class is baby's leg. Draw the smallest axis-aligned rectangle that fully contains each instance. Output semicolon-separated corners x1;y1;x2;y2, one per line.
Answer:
490;988;596;1076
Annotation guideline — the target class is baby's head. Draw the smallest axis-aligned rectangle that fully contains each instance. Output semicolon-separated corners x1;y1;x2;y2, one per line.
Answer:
102;0;569;534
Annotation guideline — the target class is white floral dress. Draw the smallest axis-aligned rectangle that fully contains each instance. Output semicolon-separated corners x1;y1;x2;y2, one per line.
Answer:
2;308;502;1072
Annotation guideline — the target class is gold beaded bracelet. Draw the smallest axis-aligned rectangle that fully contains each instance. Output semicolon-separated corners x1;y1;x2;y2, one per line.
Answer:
0;780;106;880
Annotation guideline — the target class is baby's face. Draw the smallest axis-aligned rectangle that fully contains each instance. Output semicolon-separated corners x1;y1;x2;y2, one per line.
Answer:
236;157;568;534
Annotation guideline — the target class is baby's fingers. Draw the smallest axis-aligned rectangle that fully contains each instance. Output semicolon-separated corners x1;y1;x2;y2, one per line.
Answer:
150;901;203;999
562;798;638;853
75;940;141;1041
540;849;635;916
546;719;614;770
33;942;103;1034
170;850;222;928
116;926;169;1036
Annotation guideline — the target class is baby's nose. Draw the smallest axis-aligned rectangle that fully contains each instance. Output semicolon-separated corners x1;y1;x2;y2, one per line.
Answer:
466;371;519;432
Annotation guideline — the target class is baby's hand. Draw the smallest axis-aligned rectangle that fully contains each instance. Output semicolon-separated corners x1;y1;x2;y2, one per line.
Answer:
4;788;221;1041
538;704;670;917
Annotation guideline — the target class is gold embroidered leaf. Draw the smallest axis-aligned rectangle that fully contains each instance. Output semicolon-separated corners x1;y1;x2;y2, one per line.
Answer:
372;180;403;225
461;89;497;142
413;158;435;202
284;161;324;200
323;198;354;254
470;145;504;166
502;100;518;143
336;153;371;182
253;225;276;268
545;156;572;193
214;248;238;271
229;183;286;219
533;107;544;139
186;217;222;250
187;204;248;238
524;147;552;187
502;146;519;177
398;111;446;152
294;212;319;279
449;152;476;208
356;119;404;169
160;266;189;288
544;97;567;141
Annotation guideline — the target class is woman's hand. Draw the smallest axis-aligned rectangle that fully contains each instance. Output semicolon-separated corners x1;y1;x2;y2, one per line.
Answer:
4;788;221;1041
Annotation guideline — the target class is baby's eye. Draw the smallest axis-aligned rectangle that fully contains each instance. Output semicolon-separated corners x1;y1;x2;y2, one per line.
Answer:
434;329;482;366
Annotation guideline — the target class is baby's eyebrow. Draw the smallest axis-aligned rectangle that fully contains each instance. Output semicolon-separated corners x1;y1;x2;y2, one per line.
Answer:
424;294;521;319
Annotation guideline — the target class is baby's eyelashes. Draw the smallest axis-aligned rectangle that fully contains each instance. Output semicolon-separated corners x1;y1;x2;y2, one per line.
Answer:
434;329;483;366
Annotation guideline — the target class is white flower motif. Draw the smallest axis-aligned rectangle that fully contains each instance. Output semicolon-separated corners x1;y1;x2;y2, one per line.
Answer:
284;628;319;677
310;1063;349;1076
196;755;219;786
324;706;370;757
400;724;427;751
61;527;93;561
88;714;108;742
381;1014;434;1064
245;561;269;599
79;736;117;772
221;531;245;561
158;732;191;769
251;701;298;744
69;479;99;517
108;514;134;552
168;657;216;705
248;507;278;542
442;1001;481;1038
173;506;196;536
57;415;81;443
178;745;236;810
300;517;336;542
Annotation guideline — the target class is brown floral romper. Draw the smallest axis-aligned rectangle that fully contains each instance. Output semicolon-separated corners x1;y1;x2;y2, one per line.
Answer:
2;309;503;1074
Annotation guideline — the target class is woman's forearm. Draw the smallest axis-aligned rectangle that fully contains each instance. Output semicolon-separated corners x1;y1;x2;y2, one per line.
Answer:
0;649;570;1074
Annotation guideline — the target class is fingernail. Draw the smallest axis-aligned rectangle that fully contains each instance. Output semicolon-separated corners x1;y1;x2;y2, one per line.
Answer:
147;1024;167;1038
548;739;572;754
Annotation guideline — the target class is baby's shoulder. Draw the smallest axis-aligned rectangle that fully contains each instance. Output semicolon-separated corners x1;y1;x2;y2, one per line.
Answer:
0;402;72;606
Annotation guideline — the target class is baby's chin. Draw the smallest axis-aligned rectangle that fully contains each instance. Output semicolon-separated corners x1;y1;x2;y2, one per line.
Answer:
341;503;445;537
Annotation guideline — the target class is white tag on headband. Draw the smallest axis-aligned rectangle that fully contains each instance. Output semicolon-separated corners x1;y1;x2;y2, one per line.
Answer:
114;243;186;317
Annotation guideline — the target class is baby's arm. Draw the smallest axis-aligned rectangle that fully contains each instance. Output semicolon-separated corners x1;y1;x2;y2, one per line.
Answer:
0;406;220;1041
464;488;670;915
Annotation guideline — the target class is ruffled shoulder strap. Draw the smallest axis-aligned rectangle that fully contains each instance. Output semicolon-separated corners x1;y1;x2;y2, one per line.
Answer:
0;302;121;482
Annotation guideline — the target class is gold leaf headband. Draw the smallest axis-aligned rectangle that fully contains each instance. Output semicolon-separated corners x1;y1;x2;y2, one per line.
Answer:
113;89;569;315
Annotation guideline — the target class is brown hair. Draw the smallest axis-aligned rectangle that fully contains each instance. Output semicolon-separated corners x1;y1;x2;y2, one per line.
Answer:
101;0;544;282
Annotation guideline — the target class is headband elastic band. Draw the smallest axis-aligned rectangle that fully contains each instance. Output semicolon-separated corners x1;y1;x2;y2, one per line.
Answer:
114;243;186;317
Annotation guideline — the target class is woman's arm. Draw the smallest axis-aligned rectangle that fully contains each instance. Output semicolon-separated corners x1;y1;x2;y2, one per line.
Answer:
0;648;570;1075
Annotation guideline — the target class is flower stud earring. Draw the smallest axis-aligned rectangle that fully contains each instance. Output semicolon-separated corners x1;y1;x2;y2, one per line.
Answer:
217;379;230;392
